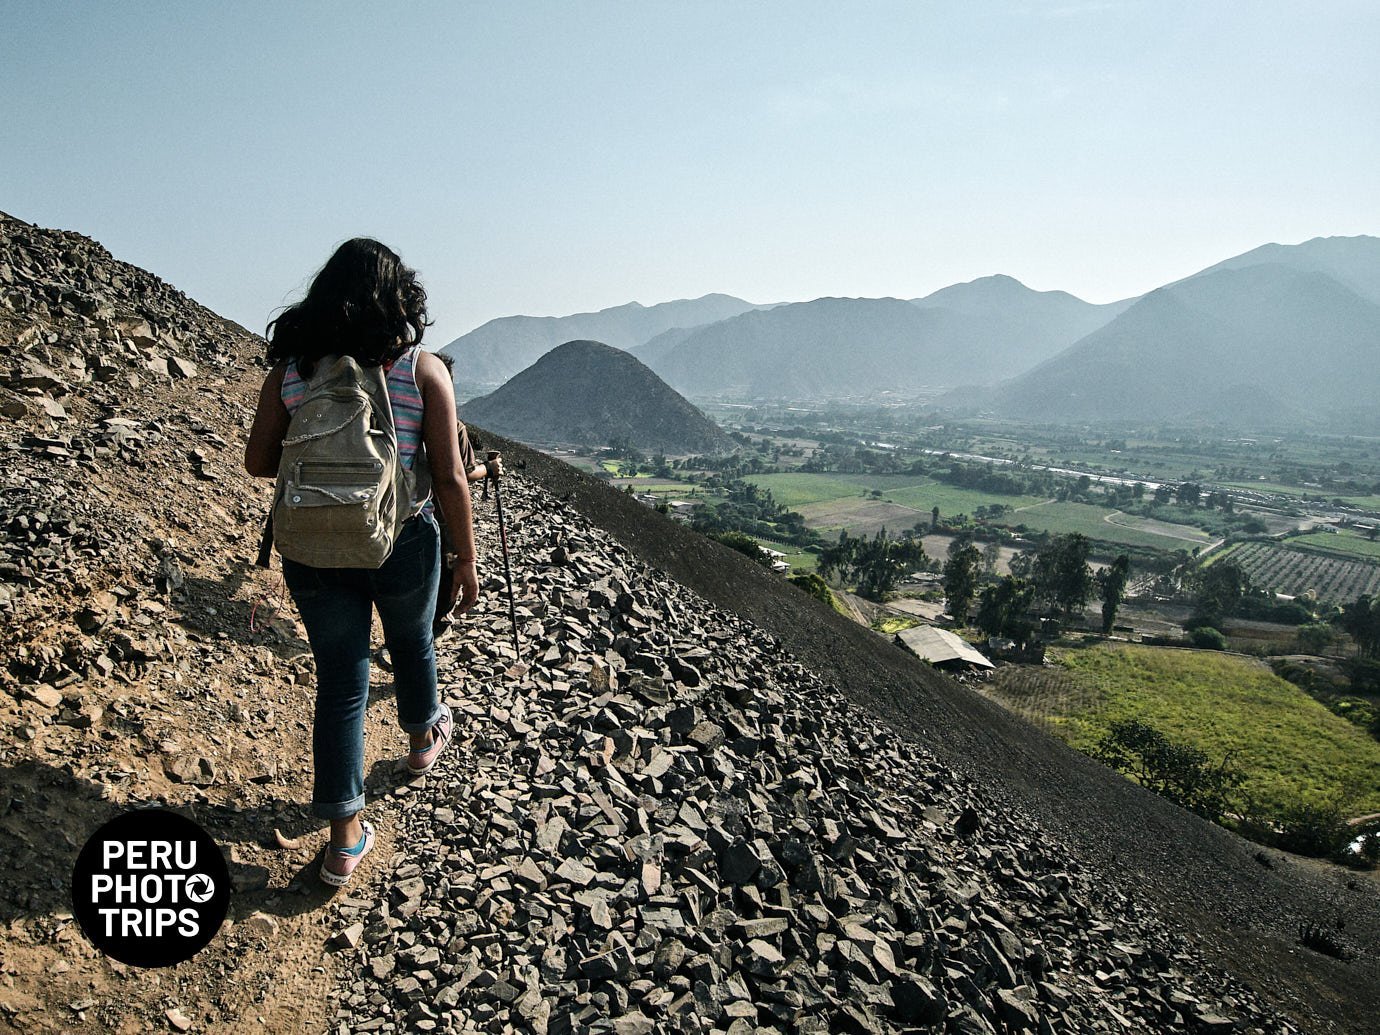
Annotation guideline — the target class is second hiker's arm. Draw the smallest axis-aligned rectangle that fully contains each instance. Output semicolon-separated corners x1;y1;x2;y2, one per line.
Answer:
244;365;289;477
417;352;479;614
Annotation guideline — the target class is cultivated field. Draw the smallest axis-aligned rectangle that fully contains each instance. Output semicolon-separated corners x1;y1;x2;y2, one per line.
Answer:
986;643;1380;814
795;497;928;537
1221;541;1380;603
747;473;1207;551
747;473;1044;515
1290;530;1380;562
996;500;1208;552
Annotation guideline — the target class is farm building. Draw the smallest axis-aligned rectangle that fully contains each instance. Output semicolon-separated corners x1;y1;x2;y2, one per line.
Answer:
894;626;994;673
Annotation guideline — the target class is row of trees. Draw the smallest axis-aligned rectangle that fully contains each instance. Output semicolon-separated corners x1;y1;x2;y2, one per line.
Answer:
690;478;815;546
817;530;928;600
940;533;1132;640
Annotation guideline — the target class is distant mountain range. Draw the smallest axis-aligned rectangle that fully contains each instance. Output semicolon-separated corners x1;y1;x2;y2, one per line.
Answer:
457;339;735;454
633;278;1133;399
1177;234;1380;306
963;237;1380;426
440;234;1380;428
440;294;761;393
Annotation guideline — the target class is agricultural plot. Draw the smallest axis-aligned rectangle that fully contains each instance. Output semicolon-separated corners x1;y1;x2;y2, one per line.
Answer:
997;501;1206;552
747;473;1043;515
1223;541;1380;603
881;482;1048;516
747;473;1208;552
795;498;927;537
987;643;1380;814
1290;530;1380;562
746;473;920;509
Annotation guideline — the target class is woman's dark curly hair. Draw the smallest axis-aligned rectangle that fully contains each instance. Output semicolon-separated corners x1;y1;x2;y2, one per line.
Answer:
266;238;430;370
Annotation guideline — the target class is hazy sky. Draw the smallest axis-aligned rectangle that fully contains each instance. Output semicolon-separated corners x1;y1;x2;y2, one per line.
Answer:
3;1;1377;347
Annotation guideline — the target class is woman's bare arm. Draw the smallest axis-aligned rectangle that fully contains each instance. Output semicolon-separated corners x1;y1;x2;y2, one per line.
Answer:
416;351;480;614
244;365;289;478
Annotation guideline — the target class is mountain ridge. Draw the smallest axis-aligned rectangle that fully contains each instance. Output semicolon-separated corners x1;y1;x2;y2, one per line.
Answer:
973;261;1380;425
440;293;763;394
1178;233;1380;305
444;235;1379;415
639;283;1124;399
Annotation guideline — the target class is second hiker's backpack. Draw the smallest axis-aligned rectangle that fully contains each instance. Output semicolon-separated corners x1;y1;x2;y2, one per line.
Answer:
271;354;416;569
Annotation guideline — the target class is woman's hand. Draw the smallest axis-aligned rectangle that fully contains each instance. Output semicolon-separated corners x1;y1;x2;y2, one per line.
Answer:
449;557;480;615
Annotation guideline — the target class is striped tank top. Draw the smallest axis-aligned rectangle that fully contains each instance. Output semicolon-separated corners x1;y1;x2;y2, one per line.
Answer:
280;347;426;471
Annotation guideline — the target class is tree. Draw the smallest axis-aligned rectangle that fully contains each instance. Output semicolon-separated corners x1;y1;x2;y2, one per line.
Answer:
817;530;852;582
981;540;1002;576
816;530;925;600
1189;560;1248;630
1337;594;1380;659
853;531;926;600
1094;719;1242;823
1052;534;1093;617
711;531;770;566
1176;482;1202;506
931;505;940;530
1026;534;1094;618
1097;554;1131;633
789;572;835;609
975;577;1035;645
1296;622;1336;654
943;544;981;624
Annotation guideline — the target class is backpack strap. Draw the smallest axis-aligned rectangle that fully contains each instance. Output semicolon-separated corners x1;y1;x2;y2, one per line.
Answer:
395;346;432;514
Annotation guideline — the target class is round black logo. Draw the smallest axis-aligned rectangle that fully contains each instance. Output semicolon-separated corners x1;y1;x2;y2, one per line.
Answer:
71;808;230;967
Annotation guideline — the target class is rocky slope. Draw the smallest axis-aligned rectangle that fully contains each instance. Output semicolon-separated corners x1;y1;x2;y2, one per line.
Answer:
324;475;1298;1034
0;212;1375;1034
458;340;736;455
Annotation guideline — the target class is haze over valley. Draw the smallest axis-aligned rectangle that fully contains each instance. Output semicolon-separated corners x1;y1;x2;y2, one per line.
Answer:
443;235;1380;433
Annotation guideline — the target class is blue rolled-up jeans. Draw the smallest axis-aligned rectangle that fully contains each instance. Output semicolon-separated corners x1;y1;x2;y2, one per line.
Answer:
282;512;446;819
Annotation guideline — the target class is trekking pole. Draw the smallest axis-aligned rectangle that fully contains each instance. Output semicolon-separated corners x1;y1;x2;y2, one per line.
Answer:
487;451;520;658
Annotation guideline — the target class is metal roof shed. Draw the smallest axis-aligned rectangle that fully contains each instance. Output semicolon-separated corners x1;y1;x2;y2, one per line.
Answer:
894;625;994;671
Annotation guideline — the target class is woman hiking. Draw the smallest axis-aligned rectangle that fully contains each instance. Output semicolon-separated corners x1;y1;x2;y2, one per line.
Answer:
244;238;480;886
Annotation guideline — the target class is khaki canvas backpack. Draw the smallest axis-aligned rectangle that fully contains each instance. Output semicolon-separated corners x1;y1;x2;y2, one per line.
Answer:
271;354;416;568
